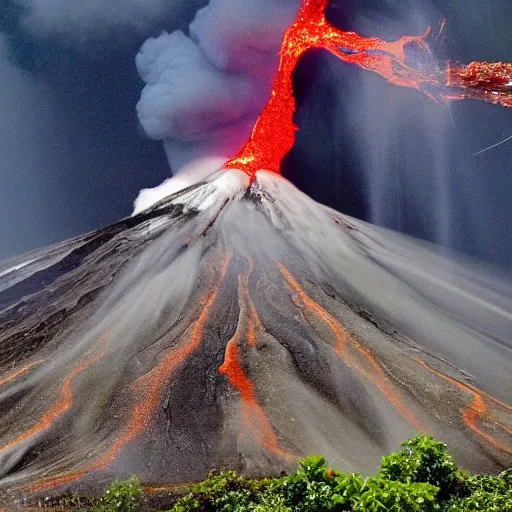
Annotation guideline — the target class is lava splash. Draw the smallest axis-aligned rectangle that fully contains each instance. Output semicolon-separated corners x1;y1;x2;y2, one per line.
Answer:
225;0;512;179
0;171;510;504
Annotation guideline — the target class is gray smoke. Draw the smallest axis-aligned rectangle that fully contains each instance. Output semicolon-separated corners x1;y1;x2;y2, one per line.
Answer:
134;0;300;212
0;0;206;258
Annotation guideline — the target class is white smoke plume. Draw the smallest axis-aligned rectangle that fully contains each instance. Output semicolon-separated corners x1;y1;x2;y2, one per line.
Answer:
134;0;301;212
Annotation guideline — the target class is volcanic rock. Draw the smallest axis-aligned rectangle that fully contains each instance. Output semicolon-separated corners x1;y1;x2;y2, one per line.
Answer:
0;170;510;501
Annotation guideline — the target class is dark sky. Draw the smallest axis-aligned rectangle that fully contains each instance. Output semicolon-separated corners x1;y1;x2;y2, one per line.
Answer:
0;0;511;268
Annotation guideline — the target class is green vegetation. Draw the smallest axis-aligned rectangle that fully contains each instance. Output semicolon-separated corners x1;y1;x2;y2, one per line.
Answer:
99;476;142;512
47;435;511;511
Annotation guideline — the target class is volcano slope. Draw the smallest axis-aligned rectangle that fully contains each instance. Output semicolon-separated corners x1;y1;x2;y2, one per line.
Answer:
0;170;511;502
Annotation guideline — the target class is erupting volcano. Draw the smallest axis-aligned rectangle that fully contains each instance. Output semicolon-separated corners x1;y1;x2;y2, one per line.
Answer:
0;0;511;506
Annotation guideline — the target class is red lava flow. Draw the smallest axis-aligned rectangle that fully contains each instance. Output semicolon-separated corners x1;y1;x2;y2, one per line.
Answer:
225;0;512;180
0;360;43;388
278;264;425;432
415;359;512;454
219;270;294;461
1;330;117;460
447;62;512;107
0;353;104;455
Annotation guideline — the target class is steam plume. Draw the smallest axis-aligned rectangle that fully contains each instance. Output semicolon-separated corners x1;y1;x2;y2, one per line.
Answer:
134;0;300;211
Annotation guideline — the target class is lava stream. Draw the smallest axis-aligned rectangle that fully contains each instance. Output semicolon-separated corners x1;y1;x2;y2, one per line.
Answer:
225;0;512;179
0;352;104;455
415;359;512;454
219;271;294;461
279;264;424;432
0;360;43;388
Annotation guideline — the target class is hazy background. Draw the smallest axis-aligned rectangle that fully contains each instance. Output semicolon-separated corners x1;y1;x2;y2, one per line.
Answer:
0;0;511;267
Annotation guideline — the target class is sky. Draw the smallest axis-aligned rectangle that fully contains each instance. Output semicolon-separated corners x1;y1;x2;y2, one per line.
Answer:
0;0;511;268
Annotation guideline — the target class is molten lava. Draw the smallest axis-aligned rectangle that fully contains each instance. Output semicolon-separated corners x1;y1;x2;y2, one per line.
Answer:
0;360;42;388
415;359;512;455
0;351;104;456
447;62;512;107
225;0;512;180
219;270;294;461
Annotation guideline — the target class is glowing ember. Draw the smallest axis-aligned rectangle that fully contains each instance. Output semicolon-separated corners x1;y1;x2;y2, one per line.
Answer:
225;0;512;179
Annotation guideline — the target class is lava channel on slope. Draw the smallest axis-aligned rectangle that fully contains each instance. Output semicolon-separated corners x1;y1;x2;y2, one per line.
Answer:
0;170;510;505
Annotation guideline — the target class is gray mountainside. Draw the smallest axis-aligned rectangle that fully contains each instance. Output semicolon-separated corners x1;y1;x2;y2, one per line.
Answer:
0;170;510;501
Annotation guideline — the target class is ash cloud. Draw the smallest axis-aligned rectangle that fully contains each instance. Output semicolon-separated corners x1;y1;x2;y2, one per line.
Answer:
134;0;300;210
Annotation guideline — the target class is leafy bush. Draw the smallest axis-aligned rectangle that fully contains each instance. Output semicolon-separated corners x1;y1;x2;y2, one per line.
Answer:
379;435;464;500
347;477;439;511
99;476;142;512
169;469;271;511
251;493;292;512
443;470;512;511
280;456;440;512
280;456;346;511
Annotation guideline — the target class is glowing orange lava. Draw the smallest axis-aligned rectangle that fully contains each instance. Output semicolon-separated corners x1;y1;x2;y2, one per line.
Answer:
0;360;43;388
27;255;232;493
219;271;294;461
225;0;512;179
415;359;512;454
0;353;104;455
279;264;424;432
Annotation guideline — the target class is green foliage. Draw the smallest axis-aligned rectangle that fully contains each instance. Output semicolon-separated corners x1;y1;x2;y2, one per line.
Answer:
280;456;440;512
99;476;142;512
347;477;439;511
443;470;512;511
57;436;512;511
251;493;292;512
379;434;464;500
169;469;271;512
281;456;346;511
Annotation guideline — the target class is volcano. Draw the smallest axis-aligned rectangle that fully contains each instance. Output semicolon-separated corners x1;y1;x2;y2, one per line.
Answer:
0;170;511;503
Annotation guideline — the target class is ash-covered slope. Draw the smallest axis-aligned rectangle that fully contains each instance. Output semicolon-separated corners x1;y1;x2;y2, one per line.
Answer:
0;170;511;500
